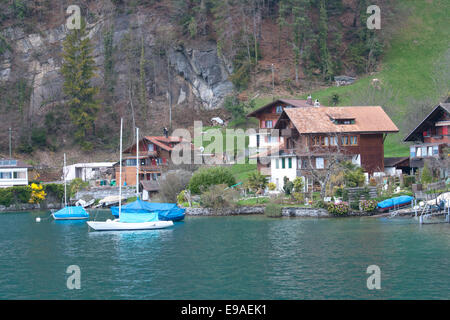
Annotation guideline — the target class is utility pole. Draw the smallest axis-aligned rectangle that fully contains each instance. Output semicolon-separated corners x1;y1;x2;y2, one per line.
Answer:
9;128;12;158
271;64;275;101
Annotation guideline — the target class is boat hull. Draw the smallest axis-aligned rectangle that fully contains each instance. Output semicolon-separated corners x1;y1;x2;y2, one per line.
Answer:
52;214;89;220
86;220;174;231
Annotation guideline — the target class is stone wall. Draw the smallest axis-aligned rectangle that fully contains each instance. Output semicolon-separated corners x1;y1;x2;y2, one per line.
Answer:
186;206;265;216
73;186;136;201
282;207;331;217
0;202;62;212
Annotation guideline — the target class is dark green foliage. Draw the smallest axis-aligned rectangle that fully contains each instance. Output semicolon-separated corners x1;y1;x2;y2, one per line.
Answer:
264;202;282;218
403;175;416;188
0;186;31;206
283;176;294;196
43;184;65;202
188;166;236;195
61;19;100;150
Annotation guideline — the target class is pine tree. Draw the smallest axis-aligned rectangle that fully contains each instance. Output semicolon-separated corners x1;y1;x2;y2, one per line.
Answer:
61;19;100;150
318;0;333;81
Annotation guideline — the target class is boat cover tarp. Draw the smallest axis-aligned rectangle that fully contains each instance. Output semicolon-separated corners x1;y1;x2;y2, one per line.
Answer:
53;206;89;218
118;211;159;223
377;195;413;209
111;199;185;221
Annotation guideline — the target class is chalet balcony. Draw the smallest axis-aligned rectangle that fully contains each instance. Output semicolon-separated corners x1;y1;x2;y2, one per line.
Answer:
409;143;444;159
138;164;167;172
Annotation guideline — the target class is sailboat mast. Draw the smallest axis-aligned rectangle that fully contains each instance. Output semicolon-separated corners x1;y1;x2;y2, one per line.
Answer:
119;118;123;217
136;127;139;198
64;153;67;207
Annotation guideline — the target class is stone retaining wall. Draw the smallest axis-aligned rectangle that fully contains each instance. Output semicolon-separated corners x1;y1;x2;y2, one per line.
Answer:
0;202;62;212
186;206;265;216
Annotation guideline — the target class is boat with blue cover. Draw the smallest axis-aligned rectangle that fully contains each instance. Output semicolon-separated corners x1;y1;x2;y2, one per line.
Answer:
52;206;89;220
52;153;90;220
86;123;174;231
377;195;414;212
111;199;185;222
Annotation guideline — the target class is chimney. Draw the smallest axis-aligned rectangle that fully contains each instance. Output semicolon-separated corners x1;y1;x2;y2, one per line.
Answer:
307;95;313;105
314;99;320;107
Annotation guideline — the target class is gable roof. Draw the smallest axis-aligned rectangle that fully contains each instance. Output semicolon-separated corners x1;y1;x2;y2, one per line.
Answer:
276;106;399;134
123;136;189;153
384;157;410;167
403;102;450;142
246;99;315;117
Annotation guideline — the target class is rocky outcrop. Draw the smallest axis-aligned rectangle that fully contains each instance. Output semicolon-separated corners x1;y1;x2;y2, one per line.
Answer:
169;43;233;109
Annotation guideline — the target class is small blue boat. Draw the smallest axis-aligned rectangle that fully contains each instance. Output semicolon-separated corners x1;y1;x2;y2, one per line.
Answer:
377;195;414;212
111;199;185;222
52;206;90;220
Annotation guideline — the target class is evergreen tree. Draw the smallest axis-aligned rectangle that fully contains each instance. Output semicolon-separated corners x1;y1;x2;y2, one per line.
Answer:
318;0;333;81
61;19;100;150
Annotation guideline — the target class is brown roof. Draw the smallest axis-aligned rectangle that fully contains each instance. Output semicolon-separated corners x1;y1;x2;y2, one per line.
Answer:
404;102;450;142
124;136;190;153
384;157;410;167
278;106;399;134
246;99;316;117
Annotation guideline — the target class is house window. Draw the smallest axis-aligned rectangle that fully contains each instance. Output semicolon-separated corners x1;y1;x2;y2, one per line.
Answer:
416;147;422;157
302;159;309;168
288;157;292;169
316;157;324;169
148;143;155;151
350;136;358;145
433;145;439;155
421;147;427;157
276;106;283;113
125;159;137;166
410;147;416;158
282;158;286;169
330;136;338;146
275;159;279;169
428;146;433;156
266;120;273;128
0;172;12;179
341;136;349;146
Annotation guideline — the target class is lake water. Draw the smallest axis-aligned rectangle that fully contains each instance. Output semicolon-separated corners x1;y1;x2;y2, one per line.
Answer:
0;210;448;300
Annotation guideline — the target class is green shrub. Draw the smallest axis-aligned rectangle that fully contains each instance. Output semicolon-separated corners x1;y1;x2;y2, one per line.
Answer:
200;184;239;209
360;200;378;212
0;188;13;206
43;183;64;201
403;175;415;188
293;192;304;203
350;201;360;211
265;203;282;218
327;202;349;216
188;167;236;195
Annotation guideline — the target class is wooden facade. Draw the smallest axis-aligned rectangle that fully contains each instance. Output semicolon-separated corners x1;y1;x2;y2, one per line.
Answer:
404;102;450;168
114;136;183;187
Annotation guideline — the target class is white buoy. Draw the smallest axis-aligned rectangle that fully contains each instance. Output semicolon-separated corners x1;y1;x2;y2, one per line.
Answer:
36;217;41;222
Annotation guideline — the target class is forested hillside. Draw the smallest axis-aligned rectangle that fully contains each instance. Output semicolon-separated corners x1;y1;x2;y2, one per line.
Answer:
0;0;447;164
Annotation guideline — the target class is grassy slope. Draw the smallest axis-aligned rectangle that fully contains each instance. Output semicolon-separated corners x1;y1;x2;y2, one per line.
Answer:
252;0;449;157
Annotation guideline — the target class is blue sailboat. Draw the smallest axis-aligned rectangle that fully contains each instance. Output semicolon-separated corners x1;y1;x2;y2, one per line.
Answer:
52;153;90;220
111;199;185;222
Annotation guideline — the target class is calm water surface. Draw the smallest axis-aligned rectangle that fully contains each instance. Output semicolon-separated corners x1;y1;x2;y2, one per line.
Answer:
0;210;448;299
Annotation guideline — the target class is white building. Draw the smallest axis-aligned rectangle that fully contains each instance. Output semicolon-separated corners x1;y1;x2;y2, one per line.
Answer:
0;159;30;188
63;162;116;182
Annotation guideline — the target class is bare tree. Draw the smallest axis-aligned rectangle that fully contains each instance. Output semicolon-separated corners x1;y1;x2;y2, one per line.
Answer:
294;134;348;198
